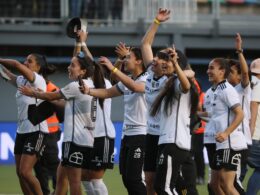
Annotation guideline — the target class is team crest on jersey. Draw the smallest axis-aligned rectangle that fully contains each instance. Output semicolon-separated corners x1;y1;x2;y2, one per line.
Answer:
133;147;142;159
69;152;83;165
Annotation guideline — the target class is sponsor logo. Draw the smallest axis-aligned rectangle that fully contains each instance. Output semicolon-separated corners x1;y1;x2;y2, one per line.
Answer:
133;147;142;159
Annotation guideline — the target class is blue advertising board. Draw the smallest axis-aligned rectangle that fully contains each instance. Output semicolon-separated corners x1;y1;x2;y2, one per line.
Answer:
0;122;124;165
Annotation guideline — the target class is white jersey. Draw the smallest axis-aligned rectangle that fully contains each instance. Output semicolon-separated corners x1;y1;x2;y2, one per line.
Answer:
60;79;95;147
94;79;115;138
235;83;252;145
203;88;216;144
116;72;148;136
158;78;192;150
211;80;247;151
16;73;48;134
251;76;260;140
145;70;167;135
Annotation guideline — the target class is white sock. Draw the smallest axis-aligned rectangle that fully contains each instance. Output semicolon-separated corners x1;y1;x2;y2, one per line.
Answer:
92;179;108;195
82;181;96;195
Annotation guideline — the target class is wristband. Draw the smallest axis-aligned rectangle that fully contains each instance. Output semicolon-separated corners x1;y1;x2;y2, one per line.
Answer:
154;18;160;25
112;67;118;73
81;42;87;47
236;49;243;54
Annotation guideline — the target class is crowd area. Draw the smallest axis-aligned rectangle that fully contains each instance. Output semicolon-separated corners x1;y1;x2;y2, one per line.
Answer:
0;7;260;195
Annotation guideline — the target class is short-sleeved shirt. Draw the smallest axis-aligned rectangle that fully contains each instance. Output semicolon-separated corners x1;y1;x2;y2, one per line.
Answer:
203;88;216;144
211;80;247;151
116;72;148;137
235;83;252;145
159;77;192;150
60;79;95;147
16;73;48;134
251;76;260;140
94;79;115;138
145;69;167;135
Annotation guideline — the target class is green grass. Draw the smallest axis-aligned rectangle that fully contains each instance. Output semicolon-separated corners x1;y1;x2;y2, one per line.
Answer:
0;165;257;194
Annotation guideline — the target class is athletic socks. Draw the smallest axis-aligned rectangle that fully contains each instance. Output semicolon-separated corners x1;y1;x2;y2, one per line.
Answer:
82;181;96;195
92;179;108;195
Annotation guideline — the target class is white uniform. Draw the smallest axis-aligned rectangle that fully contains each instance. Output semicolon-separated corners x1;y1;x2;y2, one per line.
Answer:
203;88;216;144
16;72;48;134
235;83;252;145
211;80;247;151
60;79;95;147
251;76;260;140
158;78;192;150
94;79;115;138
145;69;167;135
116;72;148;136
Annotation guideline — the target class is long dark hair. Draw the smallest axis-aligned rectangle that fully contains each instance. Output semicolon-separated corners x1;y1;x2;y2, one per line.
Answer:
150;50;199;119
77;53;105;108
31;53;56;80
131;47;145;72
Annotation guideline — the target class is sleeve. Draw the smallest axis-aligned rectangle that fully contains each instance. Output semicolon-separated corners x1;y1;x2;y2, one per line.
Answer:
137;72;148;83
222;86;240;109
115;81;125;94
251;82;260;102
16;76;23;87
32;73;46;92
60;82;80;100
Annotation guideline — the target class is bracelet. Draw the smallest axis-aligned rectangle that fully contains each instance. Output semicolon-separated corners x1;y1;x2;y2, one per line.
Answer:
112;67;118;73
154;18;160;25
236;49;243;54
75;42;81;47
81;42;87;47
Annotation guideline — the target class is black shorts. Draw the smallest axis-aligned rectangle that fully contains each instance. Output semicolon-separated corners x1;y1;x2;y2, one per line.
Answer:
39;131;61;171
205;143;216;169
86;137;115;170
144;134;159;172
14;131;47;157
61;142;91;168
154;144;191;194
212;149;242;171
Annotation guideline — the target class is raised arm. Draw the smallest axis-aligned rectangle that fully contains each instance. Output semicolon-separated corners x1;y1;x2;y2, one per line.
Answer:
99;56;145;93
141;8;171;67
0;65;17;86
235;33;249;87
0;58;35;82
19;85;63;101
80;84;122;99
169;49;190;93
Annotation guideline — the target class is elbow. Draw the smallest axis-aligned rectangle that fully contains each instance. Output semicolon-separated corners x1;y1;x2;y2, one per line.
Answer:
182;83;191;93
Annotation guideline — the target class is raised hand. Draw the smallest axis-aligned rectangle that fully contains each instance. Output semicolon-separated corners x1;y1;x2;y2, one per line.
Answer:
115;42;130;60
156;8;171;23
98;56;114;70
235;33;242;51
76;30;88;43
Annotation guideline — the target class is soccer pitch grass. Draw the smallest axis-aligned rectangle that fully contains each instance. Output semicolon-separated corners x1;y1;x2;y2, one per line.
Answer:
0;165;256;194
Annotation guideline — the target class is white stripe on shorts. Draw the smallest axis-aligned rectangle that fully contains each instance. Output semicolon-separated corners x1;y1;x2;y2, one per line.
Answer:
165;155;173;195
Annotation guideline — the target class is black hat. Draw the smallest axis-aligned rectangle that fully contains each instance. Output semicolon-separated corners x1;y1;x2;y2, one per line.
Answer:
66;17;87;39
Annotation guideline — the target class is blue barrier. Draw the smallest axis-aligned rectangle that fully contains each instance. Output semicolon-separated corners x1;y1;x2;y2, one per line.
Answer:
0;122;123;165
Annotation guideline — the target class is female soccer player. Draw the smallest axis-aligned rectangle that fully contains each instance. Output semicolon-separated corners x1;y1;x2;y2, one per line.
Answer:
0;54;52;195
80;47;148;195
150;48;198;195
19;52;105;195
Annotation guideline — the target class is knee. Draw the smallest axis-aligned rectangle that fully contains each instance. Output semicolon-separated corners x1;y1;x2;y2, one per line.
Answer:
19;168;31;181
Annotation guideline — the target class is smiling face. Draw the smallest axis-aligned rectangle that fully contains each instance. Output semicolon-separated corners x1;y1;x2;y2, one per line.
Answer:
67;57;86;80
24;54;41;73
228;65;241;86
207;59;225;84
